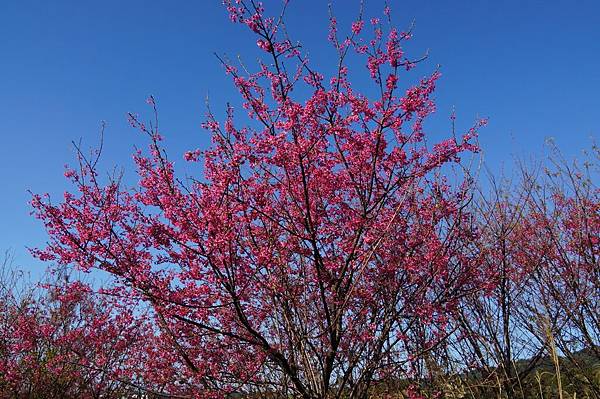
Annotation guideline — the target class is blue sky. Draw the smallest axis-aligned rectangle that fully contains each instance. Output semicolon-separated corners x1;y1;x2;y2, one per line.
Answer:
1;0;598;275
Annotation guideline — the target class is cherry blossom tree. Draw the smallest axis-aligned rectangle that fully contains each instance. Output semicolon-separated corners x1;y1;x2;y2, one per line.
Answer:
439;145;599;399
31;1;489;398
0;257;176;398
514;146;600;396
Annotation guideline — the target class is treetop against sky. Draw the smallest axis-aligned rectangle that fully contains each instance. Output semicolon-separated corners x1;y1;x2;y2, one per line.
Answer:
0;0;598;273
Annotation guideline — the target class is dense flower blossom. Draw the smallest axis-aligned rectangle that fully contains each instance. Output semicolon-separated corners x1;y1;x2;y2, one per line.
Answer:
29;1;492;398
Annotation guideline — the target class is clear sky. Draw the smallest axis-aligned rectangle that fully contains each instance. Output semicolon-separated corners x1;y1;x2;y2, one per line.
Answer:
1;0;598;275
